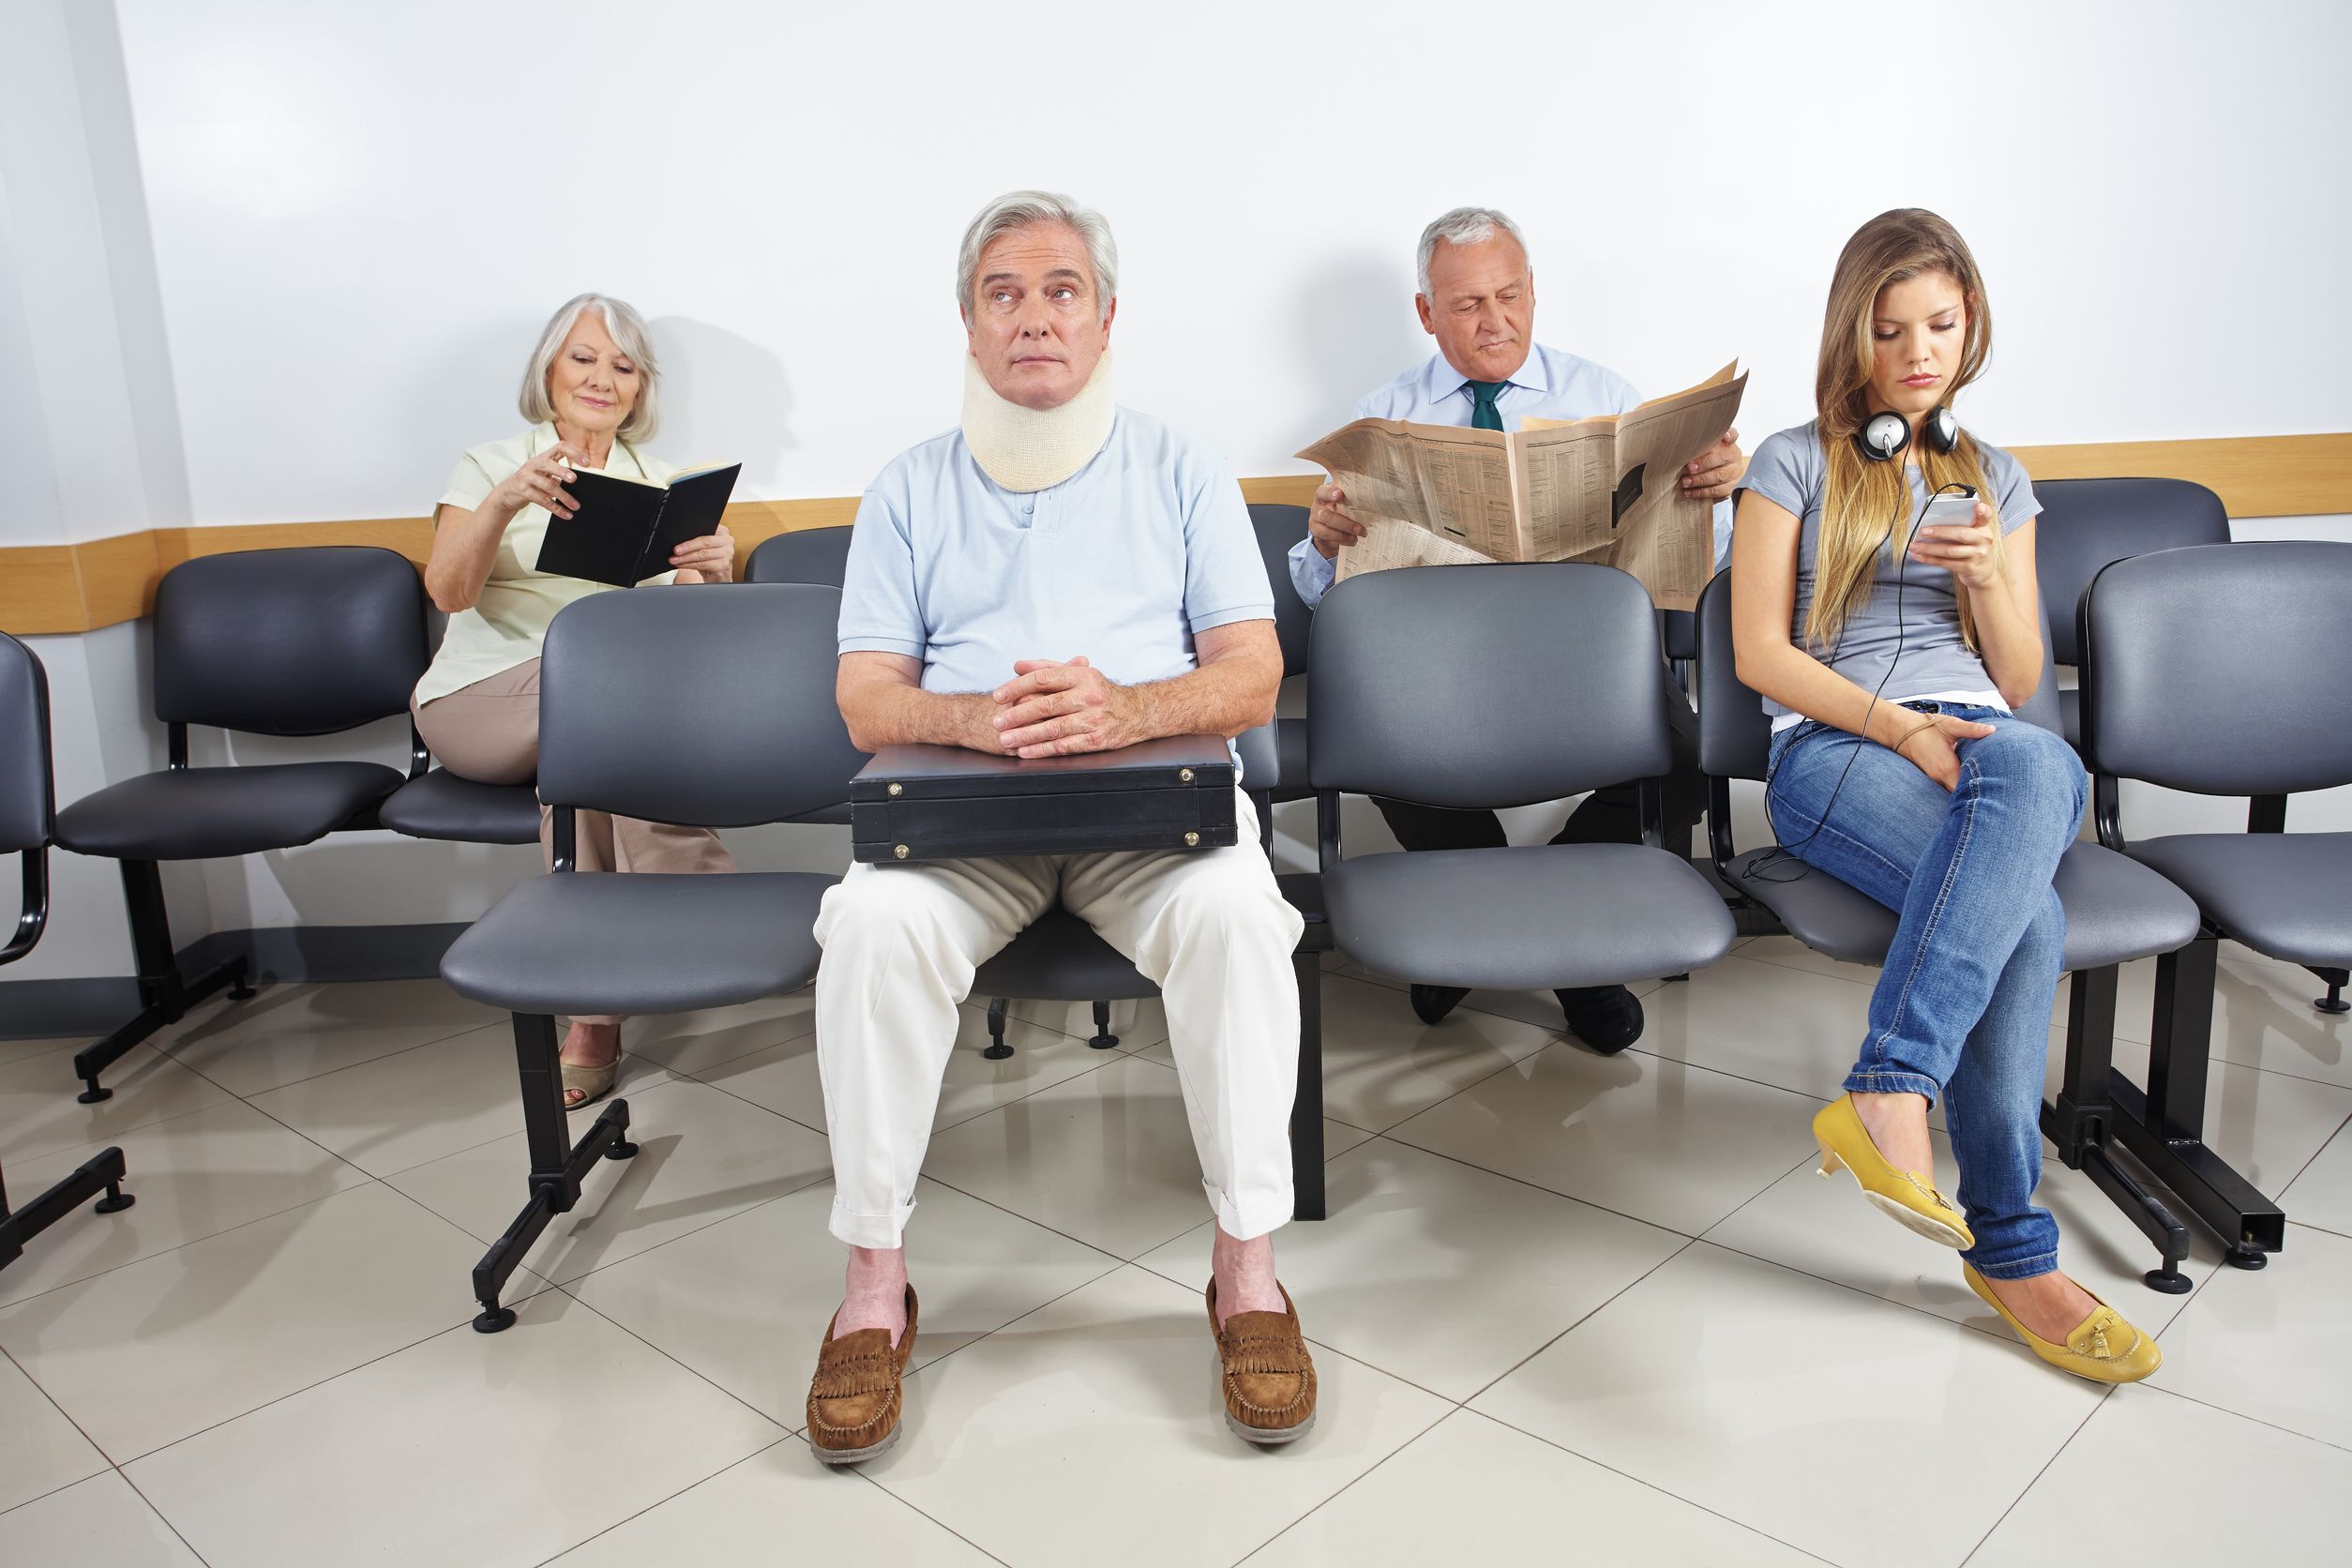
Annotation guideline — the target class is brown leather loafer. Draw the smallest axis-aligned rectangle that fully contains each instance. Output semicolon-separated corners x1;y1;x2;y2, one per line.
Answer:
1207;1280;1317;1444
807;1286;917;1465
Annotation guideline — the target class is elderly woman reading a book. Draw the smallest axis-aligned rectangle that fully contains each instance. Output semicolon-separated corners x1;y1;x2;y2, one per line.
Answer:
412;292;736;1109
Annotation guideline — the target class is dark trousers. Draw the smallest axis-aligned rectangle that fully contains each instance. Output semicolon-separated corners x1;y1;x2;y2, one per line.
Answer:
1373;685;1705;858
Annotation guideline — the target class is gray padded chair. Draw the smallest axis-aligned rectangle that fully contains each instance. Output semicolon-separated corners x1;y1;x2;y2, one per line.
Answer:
2;633;137;1271
2078;540;2352;1265
53;548;429;1102
380;602;543;846
1250;504;1317;807
438;582;863;1330
1693;574;2208;1286
2033;477;2228;748
1313;564;1734;1012
746;524;854;590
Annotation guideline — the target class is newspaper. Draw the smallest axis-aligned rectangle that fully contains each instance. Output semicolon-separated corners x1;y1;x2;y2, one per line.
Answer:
1295;362;1744;611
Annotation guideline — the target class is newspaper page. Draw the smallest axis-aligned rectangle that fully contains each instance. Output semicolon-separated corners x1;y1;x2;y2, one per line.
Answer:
1518;363;1745;611
1296;363;1744;607
1293;419;1517;585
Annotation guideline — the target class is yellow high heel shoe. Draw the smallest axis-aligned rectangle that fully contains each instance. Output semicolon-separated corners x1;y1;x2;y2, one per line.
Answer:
1964;1265;2162;1383
1811;1093;1973;1249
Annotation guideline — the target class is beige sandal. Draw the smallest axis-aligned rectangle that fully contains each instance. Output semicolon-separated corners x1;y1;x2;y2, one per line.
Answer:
560;1056;620;1111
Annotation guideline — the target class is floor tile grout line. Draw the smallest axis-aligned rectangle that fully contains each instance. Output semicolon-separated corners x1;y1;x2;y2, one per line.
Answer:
112;1460;220;1567
1458;1236;1700;1410
521;1435;799;1568
163;1007;518;1098
1953;1385;2116;1566
1458;1403;1847;1567
1227;1401;1460;1568
0;1176;421;1327
548;1282;800;1438
1375;1114;1796;1245
2131;1378;2352;1456
97;1292;561;1474
0;1340;120;1523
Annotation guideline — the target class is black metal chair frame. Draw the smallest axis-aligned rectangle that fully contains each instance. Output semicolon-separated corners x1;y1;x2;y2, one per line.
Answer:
1;633;135;1274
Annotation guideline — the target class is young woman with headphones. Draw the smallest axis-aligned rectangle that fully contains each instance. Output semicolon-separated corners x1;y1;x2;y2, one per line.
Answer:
1727;208;2160;1382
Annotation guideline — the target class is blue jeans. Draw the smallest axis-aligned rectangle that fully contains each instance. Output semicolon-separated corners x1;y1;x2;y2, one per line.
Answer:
1765;704;2087;1279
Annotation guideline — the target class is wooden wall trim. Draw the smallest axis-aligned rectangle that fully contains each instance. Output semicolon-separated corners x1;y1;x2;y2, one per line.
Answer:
5;431;2344;637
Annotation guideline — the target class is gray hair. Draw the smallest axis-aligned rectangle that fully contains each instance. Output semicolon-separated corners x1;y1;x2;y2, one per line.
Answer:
957;190;1119;323
1415;206;1530;298
517;293;661;441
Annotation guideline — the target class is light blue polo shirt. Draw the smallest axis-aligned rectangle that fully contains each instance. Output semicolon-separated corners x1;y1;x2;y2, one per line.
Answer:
839;409;1274;710
1289;342;1734;606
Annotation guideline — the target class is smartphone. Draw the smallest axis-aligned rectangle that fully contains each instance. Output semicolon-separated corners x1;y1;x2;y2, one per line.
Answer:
1914;486;1981;540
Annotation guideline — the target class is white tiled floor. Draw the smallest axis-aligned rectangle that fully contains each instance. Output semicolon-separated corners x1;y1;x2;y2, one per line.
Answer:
0;949;2345;1567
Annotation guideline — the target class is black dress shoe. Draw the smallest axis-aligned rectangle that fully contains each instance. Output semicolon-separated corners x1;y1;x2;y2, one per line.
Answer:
1410;985;1469;1026
1558;985;1642;1054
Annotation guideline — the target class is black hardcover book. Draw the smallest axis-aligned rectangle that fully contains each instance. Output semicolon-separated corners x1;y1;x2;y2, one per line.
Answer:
850;736;1239;863
534;462;742;586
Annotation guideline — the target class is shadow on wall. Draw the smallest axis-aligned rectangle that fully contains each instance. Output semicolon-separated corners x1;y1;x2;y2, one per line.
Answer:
651;316;796;490
1282;253;1425;453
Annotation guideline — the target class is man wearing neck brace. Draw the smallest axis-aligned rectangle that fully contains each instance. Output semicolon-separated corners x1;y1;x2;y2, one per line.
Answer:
805;192;1313;1463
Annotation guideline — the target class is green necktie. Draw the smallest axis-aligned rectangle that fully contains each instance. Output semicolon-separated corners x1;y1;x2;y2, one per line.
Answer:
1468;380;1507;431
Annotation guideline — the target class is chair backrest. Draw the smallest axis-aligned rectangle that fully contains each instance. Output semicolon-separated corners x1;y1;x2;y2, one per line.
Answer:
2034;477;2227;666
0;632;53;857
1248;504;1314;676
1695;574;1771;783
1696;571;2066;788
746;525;854;588
2079;540;2352;796
1309;563;1669;807
153;548;429;735
538;583;865;826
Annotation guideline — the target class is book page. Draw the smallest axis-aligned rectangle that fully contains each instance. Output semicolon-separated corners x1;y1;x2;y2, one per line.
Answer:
1295;418;1518;562
1521;363;1744;611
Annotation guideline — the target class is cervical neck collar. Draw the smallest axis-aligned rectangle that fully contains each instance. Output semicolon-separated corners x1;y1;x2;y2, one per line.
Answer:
960;348;1116;493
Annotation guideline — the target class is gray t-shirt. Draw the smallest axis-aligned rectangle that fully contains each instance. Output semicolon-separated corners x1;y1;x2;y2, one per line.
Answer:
1735;420;2040;727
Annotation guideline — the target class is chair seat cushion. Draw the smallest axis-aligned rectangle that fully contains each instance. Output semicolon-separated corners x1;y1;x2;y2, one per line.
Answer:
972;910;1159;1002
440;870;834;1016
2129;833;2352;967
54;762;403;861
1323;843;1734;990
1727;840;2205;972
379;769;542;845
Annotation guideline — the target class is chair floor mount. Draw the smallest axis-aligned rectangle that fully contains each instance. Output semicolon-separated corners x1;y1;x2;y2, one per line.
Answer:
470;1012;638;1333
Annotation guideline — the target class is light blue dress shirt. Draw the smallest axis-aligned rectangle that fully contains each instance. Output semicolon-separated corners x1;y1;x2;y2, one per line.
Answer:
1289;342;1734;606
840;409;1274;709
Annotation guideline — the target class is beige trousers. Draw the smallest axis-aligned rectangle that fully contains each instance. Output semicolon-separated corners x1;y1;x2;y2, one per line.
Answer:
813;790;1304;1249
415;656;735;1028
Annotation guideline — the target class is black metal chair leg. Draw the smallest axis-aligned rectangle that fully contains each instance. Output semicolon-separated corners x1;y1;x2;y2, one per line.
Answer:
2043;964;2197;1292
1088;999;1120;1050
472;1013;637;1332
2312;967;2348;1016
74;861;255;1103
1289;947;1326;1221
2104;938;2286;1265
983;997;1014;1060
0;1147;134;1274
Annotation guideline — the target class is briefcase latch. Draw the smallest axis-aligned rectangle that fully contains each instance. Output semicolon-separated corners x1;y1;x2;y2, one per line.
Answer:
1184;832;1200;847
1179;767;1195;784
887;782;903;797
894;844;911;860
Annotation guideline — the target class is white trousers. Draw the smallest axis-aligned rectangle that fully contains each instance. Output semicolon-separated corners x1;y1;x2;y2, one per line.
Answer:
813;791;1304;1249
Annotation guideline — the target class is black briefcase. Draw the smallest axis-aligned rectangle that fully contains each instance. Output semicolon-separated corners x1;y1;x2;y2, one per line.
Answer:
850;736;1238;864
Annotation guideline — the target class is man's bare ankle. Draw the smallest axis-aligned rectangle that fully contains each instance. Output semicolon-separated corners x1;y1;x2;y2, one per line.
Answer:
1212;1226;1285;1326
837;1245;910;1338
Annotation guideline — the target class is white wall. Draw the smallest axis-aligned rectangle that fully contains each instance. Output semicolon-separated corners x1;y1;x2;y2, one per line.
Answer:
6;0;2350;978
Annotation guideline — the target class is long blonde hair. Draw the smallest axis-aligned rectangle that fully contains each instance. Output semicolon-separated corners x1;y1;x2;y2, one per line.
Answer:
1808;209;1998;653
